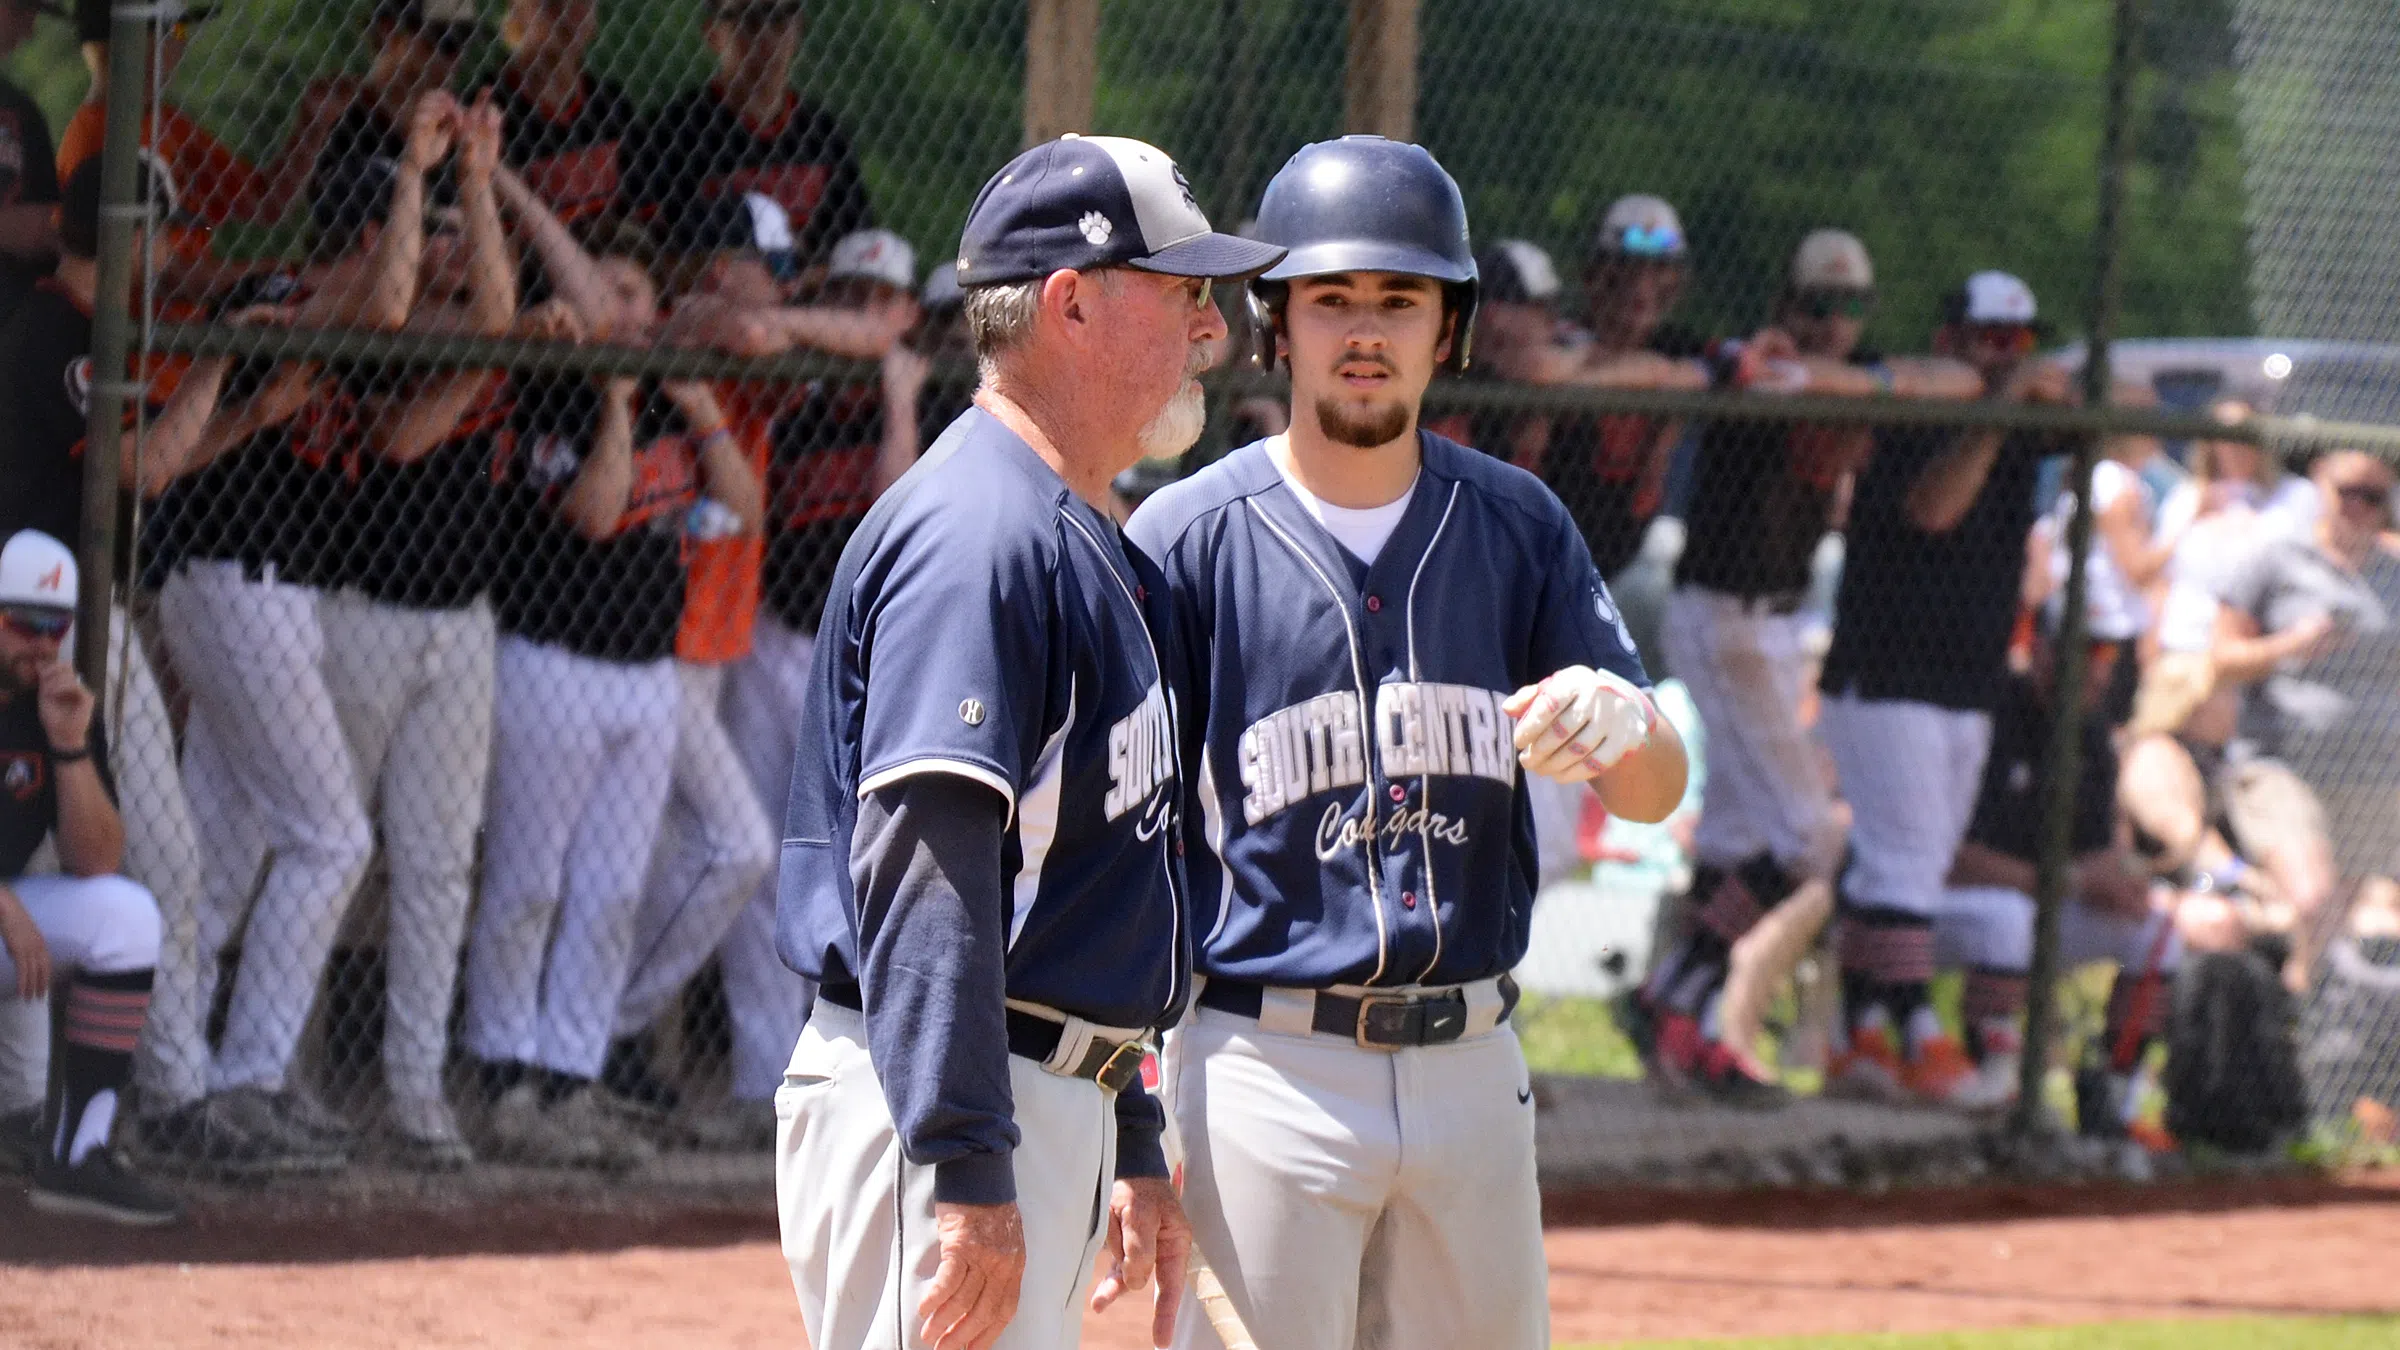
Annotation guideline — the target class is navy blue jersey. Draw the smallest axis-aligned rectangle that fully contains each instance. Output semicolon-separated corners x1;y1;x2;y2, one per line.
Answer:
1128;432;1649;991
778;407;1189;1032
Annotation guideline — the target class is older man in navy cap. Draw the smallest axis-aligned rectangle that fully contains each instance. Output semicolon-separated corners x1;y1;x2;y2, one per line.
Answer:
770;135;1281;1350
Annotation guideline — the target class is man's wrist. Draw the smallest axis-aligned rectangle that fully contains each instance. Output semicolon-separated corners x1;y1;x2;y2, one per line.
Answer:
47;742;90;762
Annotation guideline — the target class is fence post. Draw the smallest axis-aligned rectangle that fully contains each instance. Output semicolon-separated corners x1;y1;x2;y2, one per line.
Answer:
72;2;154;692
2011;0;2146;1139
1025;0;1100;147
1344;0;1420;140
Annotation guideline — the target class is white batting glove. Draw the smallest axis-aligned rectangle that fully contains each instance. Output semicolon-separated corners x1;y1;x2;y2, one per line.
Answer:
1502;665;1656;784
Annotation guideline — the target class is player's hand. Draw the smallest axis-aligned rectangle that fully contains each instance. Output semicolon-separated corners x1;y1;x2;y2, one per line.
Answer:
460;92;504;185
602;374;639;407
1088;1175;1192;1348
515;299;588;345
254;363;321;429
2280;611;2345;664
920;1200;1025;1350
37;662;96;755
404;91;460;173
2001;359;2073;406
0;888;51;1001
1504;665;1655;783
858;294;922;356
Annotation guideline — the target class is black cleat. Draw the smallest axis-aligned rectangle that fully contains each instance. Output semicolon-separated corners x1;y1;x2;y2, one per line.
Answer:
28;1150;183;1226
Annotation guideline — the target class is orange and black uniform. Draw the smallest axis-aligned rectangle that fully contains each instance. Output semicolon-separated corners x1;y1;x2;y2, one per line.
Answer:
759;376;883;635
1539;325;1708;578
622;85;870;264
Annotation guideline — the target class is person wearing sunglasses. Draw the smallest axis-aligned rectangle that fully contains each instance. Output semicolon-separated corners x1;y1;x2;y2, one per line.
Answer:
0;530;180;1225
622;0;872;294
1814;269;2078;1111
2208;448;2400;993
1631;230;1981;1108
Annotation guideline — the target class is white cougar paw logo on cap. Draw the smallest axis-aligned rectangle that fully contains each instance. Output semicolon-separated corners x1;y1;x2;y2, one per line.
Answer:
1078;211;1114;245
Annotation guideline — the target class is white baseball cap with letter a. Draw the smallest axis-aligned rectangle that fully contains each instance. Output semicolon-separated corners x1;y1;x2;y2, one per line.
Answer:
0;530;77;615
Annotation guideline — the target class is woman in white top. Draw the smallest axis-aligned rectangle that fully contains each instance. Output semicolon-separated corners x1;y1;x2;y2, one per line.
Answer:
2031;393;2178;722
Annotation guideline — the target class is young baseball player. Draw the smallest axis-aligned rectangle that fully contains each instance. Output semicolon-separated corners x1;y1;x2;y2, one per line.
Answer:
0;530;178;1225
481;0;636;228
315;96;520;1168
1128;136;1689;1350
1817;271;2074;1107
776;134;1281;1350
1636;230;1982;1105
0;0;62;325
141;93;459;1172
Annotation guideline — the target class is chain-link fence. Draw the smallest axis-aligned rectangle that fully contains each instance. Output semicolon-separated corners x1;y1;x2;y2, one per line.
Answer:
2;0;2398;1203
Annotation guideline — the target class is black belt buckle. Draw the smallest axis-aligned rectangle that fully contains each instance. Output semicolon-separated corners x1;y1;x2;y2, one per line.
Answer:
1092;1038;1148;1093
1355;994;1470;1048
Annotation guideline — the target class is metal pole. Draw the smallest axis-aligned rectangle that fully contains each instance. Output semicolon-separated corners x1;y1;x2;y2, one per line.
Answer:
2012;0;2144;1138
72;1;157;689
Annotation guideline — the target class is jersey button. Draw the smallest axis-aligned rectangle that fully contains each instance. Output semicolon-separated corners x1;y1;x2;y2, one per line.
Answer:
1388;783;1406;803
1401;890;1418;909
1365;595;1382;613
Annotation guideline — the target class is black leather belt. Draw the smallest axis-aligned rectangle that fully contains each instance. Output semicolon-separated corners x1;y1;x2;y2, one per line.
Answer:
1198;975;1520;1048
816;983;1148;1092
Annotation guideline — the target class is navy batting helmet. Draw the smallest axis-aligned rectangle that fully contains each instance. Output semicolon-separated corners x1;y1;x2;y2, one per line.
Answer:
1246;136;1479;373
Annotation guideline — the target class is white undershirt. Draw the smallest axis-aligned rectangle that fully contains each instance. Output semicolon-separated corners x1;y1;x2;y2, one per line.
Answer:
1276;457;1417;566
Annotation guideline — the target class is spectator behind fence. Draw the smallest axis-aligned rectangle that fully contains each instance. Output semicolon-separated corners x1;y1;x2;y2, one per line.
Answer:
480;0;634;228
0;531;179;1226
1532;194;1710;585
2031;383;2175;726
139;95;455;1174
1934;622;2181;1124
313;97;519;1171
1815;270;2074;1110
1638;229;1982;1106
2208;449;2400;991
0;0;63;324
622;0;871;286
0;154;292;1162
2118;403;2326;960
706;225;927;1140
1428;237;1564;474
463;208;732;1171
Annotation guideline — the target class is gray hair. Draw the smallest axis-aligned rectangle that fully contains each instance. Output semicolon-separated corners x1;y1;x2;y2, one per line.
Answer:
963;280;1044;381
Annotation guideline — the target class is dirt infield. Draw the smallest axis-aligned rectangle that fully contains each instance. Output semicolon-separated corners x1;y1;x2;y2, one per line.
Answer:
8;1174;2400;1348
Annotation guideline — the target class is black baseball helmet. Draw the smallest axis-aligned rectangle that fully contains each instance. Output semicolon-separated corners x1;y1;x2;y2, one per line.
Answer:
1246;136;1479;373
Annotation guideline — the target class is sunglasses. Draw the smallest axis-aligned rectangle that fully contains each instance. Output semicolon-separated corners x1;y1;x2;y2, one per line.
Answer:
2334;482;2391;513
1184;277;1214;311
1796;289;1873;320
1967;323;2038;356
1611;224;1684;259
0;607;72;641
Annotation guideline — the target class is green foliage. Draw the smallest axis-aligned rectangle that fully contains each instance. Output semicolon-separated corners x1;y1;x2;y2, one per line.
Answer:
1585;1317;2400;1349
4;0;2255;341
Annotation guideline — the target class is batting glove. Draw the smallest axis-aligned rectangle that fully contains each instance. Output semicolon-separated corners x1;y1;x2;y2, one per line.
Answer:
1504;665;1656;784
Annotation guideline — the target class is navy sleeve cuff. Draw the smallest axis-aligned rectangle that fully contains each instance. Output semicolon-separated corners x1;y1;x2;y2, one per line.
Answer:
1112;1085;1170;1181
932;1150;1018;1205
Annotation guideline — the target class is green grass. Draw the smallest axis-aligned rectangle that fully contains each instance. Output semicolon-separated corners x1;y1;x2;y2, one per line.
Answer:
1576;1315;2400;1348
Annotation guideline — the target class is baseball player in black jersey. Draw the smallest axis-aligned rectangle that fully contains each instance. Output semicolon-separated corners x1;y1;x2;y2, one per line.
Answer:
142;94;458;1172
1132;137;1688;1350
623;0;871;279
1818;271;2075;1109
0;0;62;323
315;97;521;1169
483;0;635;227
1635;230;1982;1105
0;532;179;1225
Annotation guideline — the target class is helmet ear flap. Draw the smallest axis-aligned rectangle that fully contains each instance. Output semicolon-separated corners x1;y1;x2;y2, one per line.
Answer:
1445;282;1480;374
1245;282;1285;372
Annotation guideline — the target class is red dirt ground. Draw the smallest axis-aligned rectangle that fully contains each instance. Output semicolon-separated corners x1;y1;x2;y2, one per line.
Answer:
6;1174;2400;1348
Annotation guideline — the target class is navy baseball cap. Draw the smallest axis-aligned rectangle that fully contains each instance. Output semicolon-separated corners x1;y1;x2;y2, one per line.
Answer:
669;192;800;280
955;134;1284;288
